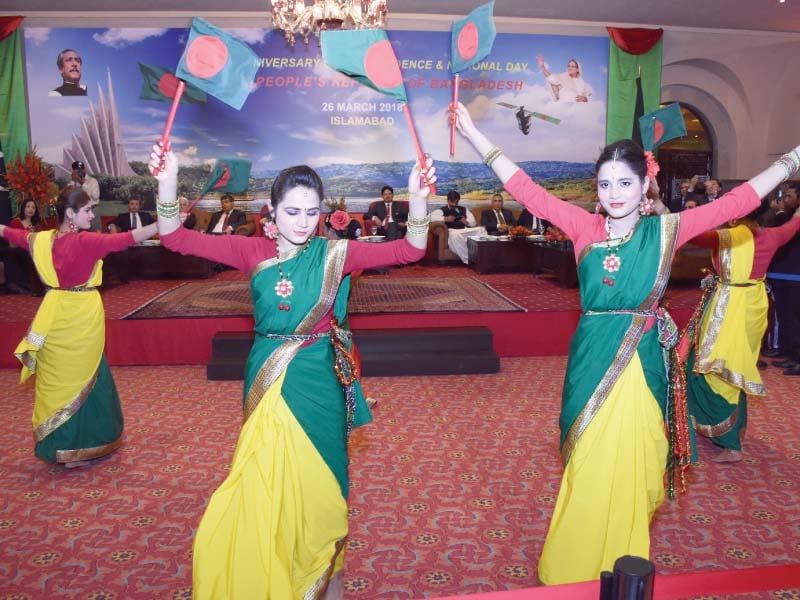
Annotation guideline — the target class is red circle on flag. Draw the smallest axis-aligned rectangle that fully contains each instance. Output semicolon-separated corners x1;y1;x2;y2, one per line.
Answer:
157;73;181;98
364;40;403;89
185;35;228;79
457;22;479;61
214;167;231;189
654;119;665;143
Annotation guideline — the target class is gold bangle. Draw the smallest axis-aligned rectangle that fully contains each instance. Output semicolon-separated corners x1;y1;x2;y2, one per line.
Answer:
407;214;431;227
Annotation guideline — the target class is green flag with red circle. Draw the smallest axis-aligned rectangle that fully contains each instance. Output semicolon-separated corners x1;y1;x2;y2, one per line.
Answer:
198;157;252;197
638;102;687;151
176;17;259;110
320;30;407;102
138;63;207;104
451;1;496;74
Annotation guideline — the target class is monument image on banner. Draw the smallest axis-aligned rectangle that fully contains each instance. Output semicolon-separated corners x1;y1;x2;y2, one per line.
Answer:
23;27;608;210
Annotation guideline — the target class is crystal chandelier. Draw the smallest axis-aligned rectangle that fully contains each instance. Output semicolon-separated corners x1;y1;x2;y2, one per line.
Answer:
270;0;389;46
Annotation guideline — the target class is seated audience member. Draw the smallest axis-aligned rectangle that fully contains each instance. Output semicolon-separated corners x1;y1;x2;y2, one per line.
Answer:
206;193;247;235
364;185;408;240
683;198;699;210
700;178;722;204
481;193;515;235
108;198;155;233
773;182;799;227
517;208;551;233
3;199;43;294
669;179;693;212
431;190;482;264
178;196;196;230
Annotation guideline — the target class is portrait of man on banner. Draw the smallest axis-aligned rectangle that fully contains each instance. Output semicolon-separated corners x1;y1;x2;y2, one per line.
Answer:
50;48;87;97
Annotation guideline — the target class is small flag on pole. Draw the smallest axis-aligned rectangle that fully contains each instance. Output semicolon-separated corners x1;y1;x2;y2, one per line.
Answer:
638;103;687;151
449;2;496;156
176;17;259;110
138;63;207;104
321;30;407;102
450;1;496;75
198;157;252;197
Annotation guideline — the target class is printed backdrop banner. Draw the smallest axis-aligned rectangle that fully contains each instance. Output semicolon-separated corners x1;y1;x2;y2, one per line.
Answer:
24;27;607;201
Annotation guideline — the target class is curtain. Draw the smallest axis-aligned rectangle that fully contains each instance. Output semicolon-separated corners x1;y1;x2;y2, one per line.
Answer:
0;16;30;163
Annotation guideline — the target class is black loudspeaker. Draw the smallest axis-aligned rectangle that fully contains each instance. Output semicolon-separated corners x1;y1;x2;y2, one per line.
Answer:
599;555;655;600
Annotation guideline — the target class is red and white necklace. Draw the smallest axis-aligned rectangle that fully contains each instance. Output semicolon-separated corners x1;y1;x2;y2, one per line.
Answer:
275;240;311;311
602;217;622;286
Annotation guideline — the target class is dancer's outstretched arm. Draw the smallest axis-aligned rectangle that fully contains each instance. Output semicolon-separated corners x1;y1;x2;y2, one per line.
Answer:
148;145;180;237
451;102;518;184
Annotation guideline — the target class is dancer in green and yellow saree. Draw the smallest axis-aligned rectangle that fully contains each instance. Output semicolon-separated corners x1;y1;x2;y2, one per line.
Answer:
451;101;800;584
0;187;157;467
150;146;436;599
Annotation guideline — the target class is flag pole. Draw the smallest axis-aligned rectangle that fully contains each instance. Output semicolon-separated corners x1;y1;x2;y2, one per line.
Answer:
449;73;460;157
402;103;437;195
153;80;186;176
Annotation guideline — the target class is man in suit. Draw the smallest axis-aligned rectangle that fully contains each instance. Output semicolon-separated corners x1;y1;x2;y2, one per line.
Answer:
108;198;155;233
517;208;550;233
50;49;87;97
699;178;722;204
206;193;247;235
363;185;408;240
481;193;515;235
668;179;692;212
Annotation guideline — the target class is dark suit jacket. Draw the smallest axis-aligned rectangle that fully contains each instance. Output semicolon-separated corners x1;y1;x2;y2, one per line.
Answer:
363;201;409;238
668;194;688;213
111;211;155;232
182;212;197;230
206;209;247;234
481;208;515;235
516;209;550;233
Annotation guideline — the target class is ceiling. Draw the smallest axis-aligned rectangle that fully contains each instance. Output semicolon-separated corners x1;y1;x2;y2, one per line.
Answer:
6;0;800;34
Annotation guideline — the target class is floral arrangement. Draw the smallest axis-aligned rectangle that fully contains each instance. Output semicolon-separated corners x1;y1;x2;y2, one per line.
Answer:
5;149;57;215
508;225;533;239
544;226;569;242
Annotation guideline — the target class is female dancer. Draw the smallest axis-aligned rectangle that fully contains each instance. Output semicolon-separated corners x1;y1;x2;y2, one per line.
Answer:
149;148;434;599
0;188;157;466
684;201;800;462
4;199;44;294
451;101;800;584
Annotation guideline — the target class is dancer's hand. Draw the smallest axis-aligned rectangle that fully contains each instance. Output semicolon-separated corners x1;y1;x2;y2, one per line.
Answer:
449;102;479;141
409;154;436;200
148;141;177;183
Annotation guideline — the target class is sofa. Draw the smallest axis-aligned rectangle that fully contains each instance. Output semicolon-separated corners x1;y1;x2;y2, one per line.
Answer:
429;206;522;264
189;209;258;236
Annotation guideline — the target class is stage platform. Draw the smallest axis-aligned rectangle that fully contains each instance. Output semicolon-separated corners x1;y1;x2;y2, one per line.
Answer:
0;263;703;368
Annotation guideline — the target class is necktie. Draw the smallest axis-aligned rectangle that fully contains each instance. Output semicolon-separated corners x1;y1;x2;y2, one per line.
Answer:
496;210;505;225
384;202;391;227
222;212;230;232
131;213;140;229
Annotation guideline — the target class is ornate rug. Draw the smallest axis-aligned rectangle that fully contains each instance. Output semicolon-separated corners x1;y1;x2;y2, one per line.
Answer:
124;277;524;319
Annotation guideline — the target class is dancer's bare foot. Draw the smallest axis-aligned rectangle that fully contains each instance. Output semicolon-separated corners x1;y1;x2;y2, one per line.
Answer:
713;449;742;463
64;460;93;469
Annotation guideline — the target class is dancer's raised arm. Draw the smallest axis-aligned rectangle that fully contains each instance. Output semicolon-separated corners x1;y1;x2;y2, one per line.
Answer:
451;102;519;184
148;145;180;237
405;156;436;250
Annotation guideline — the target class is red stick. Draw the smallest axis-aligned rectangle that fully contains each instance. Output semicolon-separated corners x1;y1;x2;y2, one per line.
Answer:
186;195;203;212
449;73;460;157
402;103;437;195
152;80;186;176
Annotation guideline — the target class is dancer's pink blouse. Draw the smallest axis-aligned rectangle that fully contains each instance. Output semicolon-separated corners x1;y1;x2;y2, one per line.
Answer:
690;216;800;279
3;229;135;288
503;169;761;258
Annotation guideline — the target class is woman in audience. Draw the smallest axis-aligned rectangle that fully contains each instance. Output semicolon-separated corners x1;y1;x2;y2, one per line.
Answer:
0;188;157;466
683;200;800;462
451;101;800;585
3;199;44;294
148;146;434;599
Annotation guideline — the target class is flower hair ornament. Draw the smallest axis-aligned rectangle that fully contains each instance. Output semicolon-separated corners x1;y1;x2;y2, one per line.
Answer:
644;151;660;180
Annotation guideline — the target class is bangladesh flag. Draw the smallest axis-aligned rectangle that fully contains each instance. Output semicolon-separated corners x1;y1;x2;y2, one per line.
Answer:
321;30;407;102
176;17;259;110
138;63;207;104
638;102;687;151
199;157;251;197
451;1;496;74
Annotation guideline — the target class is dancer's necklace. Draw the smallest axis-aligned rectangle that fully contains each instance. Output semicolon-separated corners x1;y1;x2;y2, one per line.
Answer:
602;217;622;286
275;240;311;311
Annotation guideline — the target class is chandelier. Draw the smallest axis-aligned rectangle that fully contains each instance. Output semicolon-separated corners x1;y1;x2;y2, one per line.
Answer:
270;0;389;46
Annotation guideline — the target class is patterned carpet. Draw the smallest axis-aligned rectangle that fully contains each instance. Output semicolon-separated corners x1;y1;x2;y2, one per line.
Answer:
123;276;525;319
1;358;798;599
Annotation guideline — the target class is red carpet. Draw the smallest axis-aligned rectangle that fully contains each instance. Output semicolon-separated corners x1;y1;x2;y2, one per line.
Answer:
0;358;798;599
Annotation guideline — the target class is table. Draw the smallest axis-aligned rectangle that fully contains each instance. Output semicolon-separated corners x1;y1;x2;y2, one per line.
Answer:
467;238;537;274
104;243;214;283
531;242;578;288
